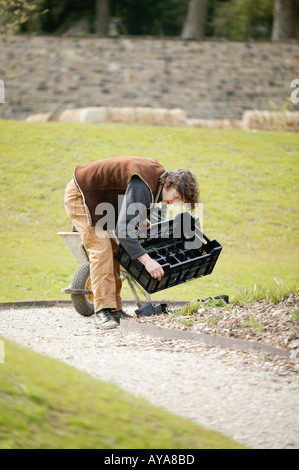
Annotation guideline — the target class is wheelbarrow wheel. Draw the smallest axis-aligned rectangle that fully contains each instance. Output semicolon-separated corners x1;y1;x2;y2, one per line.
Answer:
71;262;94;317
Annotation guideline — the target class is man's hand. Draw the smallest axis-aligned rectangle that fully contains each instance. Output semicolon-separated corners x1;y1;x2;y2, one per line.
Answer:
139;218;151;230
138;253;164;280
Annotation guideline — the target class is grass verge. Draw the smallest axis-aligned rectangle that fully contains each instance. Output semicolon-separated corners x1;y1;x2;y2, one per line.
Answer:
0;337;245;449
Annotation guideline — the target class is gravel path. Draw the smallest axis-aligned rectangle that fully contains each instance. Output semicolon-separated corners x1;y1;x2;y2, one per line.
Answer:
0;304;298;449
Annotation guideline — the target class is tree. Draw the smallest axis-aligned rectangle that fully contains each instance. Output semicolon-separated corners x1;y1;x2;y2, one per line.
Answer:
271;0;297;40
95;0;110;36
113;0;188;36
0;0;37;36
181;0;208;40
212;0;274;40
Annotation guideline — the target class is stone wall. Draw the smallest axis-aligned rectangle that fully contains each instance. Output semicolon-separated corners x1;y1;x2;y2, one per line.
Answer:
0;35;298;121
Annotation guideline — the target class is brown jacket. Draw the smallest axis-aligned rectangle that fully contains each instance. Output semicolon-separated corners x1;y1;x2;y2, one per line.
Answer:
74;156;165;227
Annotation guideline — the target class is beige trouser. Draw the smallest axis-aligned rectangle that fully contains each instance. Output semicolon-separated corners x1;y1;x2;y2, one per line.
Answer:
64;179;122;313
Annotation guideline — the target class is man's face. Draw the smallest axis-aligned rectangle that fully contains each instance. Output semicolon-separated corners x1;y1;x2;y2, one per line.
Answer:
162;184;181;205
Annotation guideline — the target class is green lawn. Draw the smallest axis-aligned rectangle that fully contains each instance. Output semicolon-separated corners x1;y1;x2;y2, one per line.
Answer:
0;337;245;449
0;120;298;303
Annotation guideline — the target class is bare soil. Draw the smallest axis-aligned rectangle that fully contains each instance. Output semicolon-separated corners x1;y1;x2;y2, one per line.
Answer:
134;294;299;363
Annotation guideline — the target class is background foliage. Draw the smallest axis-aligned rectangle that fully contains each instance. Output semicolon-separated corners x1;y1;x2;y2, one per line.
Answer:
1;0;296;39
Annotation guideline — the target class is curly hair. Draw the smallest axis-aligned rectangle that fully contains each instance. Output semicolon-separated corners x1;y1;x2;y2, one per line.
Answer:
159;169;200;210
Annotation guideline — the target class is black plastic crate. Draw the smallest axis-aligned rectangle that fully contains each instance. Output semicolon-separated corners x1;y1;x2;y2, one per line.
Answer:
115;212;223;294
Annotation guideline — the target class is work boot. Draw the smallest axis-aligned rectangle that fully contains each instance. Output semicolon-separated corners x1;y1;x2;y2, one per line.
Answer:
95;309;119;330
111;309;131;323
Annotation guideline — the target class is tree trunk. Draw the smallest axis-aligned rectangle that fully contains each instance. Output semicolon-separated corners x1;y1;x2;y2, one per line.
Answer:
271;0;297;40
181;0;208;40
95;0;110;36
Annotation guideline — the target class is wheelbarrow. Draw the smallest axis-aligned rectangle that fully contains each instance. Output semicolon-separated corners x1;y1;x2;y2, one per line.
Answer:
58;231;151;316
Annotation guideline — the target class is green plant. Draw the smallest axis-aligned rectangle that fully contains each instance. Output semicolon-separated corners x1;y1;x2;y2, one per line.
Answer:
241;313;263;335
265;280;299;304
179;317;193;327
232;289;255;306
204;313;218;326
269;98;295;114
233;280;299;306
175;300;201;316
202;298;229;308
267;98;296;130
290;310;299;324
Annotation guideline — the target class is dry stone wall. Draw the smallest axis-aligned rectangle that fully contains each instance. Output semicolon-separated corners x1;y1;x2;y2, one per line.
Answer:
0;35;298;121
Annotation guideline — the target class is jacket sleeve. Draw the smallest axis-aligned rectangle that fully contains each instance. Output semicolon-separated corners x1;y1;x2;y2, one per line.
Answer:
115;176;152;260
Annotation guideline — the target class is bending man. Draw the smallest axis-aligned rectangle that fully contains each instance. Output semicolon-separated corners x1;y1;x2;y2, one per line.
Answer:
64;156;199;330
